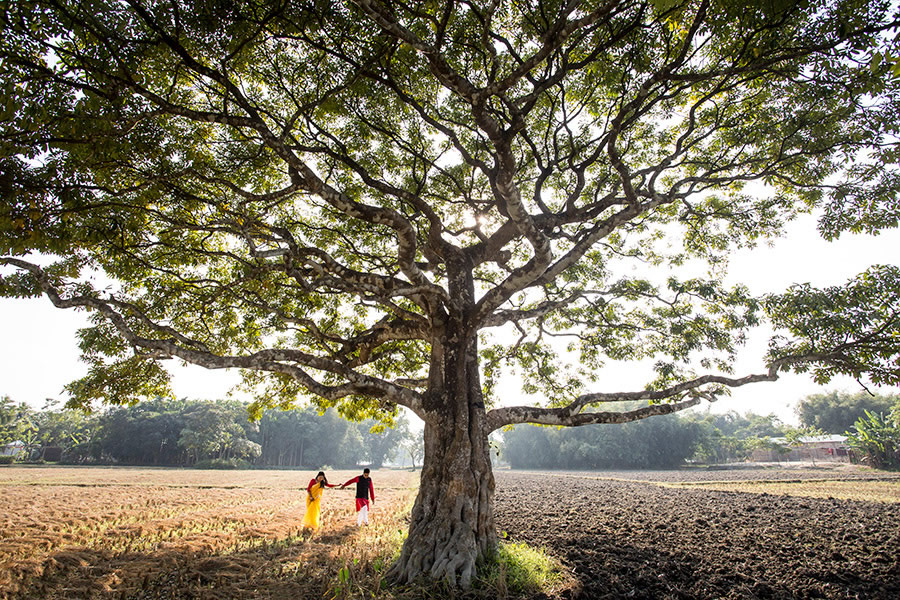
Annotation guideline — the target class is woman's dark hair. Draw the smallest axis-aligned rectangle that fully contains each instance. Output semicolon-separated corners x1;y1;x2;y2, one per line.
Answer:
316;471;328;488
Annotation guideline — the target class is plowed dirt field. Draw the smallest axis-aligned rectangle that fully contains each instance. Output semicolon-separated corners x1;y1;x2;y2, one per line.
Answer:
494;467;900;600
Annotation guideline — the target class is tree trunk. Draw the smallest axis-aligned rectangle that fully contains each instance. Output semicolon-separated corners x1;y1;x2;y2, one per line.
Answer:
388;413;496;588
387;293;496;588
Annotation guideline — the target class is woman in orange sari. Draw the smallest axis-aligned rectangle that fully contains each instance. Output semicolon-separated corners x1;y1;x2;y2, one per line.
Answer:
302;471;335;530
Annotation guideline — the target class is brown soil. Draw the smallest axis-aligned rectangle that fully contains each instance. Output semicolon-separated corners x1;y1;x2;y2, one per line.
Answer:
493;468;900;600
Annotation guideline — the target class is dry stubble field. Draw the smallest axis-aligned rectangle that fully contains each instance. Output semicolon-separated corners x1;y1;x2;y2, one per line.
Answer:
1;464;899;599
0;467;417;599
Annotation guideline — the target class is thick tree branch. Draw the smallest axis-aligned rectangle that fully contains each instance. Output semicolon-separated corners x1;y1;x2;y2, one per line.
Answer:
2;258;426;417
486;366;786;431
487;397;703;432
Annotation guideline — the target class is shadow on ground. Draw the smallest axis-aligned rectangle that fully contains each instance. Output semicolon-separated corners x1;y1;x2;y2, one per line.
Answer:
7;524;363;599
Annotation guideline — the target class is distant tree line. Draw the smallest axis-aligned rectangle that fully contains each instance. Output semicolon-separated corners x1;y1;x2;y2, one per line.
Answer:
4;390;897;470
502;413;706;469
500;409;790;469
797;391;897;433
0;395;414;468
501;392;900;470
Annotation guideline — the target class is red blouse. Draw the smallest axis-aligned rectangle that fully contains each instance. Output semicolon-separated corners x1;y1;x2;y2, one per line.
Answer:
307;478;336;493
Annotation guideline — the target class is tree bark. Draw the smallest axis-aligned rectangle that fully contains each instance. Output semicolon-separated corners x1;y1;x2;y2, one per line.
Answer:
387;409;496;588
387;273;496;588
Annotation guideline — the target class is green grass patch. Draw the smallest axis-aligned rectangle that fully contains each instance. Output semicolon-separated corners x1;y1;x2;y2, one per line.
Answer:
337;536;573;600
473;540;571;599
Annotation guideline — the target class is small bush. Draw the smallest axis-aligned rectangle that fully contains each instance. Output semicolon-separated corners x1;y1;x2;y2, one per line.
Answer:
0;456;15;465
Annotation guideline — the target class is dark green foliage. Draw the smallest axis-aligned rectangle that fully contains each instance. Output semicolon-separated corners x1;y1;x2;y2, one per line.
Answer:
501;410;793;468
845;404;900;469
682;410;790;463
797;391;898;434
94;398;184;465
0;394;410;467
502;413;704;469
0;395;35;445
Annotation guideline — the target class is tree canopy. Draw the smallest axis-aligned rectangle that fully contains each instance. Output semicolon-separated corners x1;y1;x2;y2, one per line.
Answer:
3;0;900;587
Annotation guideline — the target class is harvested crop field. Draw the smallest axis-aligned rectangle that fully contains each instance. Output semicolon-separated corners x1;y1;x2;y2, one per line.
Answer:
2;465;899;599
0;466;416;599
494;466;900;600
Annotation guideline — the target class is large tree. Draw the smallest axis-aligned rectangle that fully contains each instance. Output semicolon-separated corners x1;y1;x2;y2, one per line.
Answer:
798;390;898;433
2;0;900;587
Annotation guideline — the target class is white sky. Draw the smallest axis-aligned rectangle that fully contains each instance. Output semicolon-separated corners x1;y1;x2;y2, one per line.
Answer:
1;213;898;425
708;214;900;423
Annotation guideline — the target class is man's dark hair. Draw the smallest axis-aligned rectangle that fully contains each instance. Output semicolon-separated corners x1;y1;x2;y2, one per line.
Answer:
363;468;370;474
